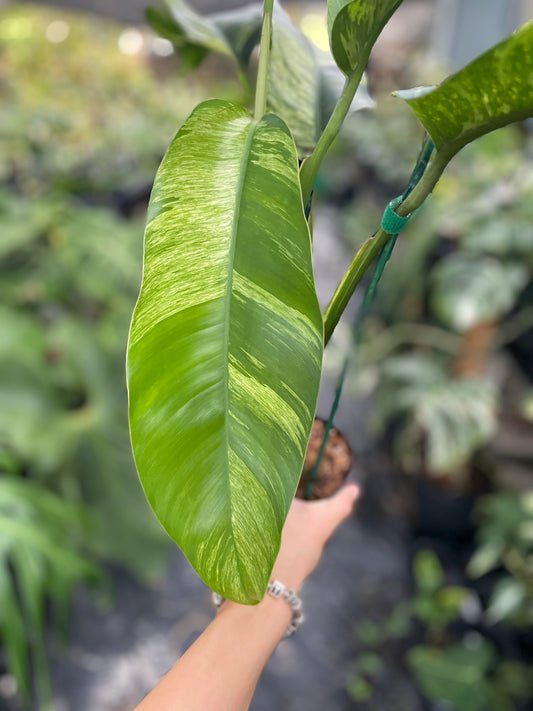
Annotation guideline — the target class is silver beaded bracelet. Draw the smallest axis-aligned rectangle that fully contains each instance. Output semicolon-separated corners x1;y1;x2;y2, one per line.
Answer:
211;579;304;638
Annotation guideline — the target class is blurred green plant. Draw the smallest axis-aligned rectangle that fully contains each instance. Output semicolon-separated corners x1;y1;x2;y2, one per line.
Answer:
335;103;533;710
0;474;100;707
407;641;533;711
332;120;533;485
468;492;533;626
348;549;470;703
348;549;533;711
0;3;214;706
372;354;497;481
0;191;170;582
0;5;205;196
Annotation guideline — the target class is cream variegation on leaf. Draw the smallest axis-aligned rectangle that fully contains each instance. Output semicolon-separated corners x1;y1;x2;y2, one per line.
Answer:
127;99;323;604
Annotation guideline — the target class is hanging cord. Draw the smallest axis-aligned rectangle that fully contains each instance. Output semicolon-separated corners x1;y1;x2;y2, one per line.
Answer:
303;135;434;500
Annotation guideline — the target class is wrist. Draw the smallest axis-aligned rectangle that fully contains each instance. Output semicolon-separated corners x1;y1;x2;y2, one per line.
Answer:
217;592;292;640
214;580;304;638
270;564;306;593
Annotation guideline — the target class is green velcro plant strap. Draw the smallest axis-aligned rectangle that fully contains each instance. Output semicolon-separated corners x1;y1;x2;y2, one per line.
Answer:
381;196;413;235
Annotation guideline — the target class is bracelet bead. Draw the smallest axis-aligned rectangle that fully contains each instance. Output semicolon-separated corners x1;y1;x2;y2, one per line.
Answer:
211;580;304;638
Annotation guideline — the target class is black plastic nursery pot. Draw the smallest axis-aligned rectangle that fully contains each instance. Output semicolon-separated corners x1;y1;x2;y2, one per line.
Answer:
413;476;479;542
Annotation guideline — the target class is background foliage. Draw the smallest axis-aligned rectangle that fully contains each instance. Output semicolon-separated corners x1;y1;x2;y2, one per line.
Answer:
2;1;533;710
0;4;212;703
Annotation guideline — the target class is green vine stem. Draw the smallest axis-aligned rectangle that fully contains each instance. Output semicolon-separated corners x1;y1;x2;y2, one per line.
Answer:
300;68;365;206
322;148;452;345
254;0;274;119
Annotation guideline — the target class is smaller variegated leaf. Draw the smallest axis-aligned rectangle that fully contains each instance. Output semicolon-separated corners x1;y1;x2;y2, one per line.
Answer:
327;0;404;76
396;22;533;157
269;3;373;155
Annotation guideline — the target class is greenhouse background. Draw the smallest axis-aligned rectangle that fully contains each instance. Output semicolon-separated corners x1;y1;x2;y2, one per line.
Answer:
1;1;533;710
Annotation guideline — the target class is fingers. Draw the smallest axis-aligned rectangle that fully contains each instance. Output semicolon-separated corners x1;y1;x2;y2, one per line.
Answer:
334;482;360;509
315;483;360;540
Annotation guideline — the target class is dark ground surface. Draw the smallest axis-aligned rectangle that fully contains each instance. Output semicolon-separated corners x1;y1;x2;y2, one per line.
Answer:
0;209;423;711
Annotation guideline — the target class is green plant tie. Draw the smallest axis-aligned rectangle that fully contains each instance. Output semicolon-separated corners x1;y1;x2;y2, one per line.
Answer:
304;135;434;499
381;196;413;235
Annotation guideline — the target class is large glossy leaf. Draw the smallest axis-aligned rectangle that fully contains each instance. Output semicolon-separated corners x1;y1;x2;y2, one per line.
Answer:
327;0;404;75
396;22;533;157
269;3;372;155
127;99;323;604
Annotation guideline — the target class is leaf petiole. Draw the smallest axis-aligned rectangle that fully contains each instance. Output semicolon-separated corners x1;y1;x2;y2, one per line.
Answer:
254;0;274;119
300;67;365;206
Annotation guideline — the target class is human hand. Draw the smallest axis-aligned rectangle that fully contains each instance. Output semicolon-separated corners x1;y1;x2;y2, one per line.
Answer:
271;483;360;592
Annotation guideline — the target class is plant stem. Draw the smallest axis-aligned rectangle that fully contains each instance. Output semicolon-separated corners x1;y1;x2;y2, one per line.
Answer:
254;0;274;119
323;149;452;345
300;68;365;205
395;148;452;216
323;230;390;345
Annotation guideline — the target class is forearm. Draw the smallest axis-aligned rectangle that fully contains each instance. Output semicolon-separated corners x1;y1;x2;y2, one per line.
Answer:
134;594;292;711
134;486;359;711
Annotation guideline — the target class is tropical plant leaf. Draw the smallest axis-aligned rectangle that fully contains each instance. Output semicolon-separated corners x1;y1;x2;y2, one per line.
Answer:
407;641;496;711
127;99;323;604
148;1;372;155
268;3;372;155
318;59;372;129
418;378;497;475
147;0;262;75
486;577;527;625
0;476;100;703
145;6;209;72
396;22;533;157
431;255;529;332
10;545;53;702
0;570;29;700
146;0;235;71
374;355;497;474
210;3;264;68
327;0;404;76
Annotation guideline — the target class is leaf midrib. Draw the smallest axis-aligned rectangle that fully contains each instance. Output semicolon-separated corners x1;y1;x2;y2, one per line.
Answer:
222;116;258;590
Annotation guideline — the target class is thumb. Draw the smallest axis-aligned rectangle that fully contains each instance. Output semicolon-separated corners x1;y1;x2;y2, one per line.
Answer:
317;483;360;539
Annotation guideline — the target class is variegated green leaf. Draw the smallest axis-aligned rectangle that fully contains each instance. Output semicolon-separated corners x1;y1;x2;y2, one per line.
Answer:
430;255;529;332
148;0;263;73
148;0;372;155
146;0;236;72
327;0;404;76
396;22;533;157
210;4;264;68
269;3;372;155
127;100;323;604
